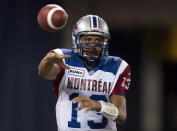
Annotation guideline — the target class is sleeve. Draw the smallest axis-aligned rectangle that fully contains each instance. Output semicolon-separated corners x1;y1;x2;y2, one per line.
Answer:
52;65;65;98
111;65;131;96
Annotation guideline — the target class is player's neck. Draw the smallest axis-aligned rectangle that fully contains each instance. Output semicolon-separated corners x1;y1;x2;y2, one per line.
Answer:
83;60;99;69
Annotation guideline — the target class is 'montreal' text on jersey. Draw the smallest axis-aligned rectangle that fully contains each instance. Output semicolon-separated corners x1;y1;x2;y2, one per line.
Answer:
67;77;112;93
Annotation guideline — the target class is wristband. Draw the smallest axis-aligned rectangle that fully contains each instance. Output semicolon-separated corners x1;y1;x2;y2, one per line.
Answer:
98;100;119;121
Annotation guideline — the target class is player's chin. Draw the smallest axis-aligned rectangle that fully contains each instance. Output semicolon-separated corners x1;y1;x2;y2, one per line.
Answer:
83;53;99;57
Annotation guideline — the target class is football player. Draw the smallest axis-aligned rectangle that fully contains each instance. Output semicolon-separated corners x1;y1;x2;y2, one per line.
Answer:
38;14;131;131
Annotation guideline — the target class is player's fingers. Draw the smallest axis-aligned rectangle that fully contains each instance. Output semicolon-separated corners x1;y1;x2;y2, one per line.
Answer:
72;97;82;103
75;97;90;103
85;106;93;113
72;96;89;103
76;102;88;111
56;54;71;59
59;63;70;69
63;55;71;58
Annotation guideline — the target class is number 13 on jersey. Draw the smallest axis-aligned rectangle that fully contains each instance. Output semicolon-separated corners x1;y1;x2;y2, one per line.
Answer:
68;93;108;129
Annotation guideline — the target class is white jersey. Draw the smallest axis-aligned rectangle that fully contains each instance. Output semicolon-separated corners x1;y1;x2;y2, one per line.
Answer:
51;48;131;131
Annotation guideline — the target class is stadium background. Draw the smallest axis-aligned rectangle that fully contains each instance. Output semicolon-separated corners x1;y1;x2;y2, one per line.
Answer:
0;0;177;131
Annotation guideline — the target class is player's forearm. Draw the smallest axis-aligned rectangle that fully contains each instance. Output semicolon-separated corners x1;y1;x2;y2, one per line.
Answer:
110;95;127;124
114;106;126;124
38;57;59;80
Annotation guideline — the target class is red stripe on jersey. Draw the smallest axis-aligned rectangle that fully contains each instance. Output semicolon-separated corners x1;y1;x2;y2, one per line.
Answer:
52;65;65;98
111;65;131;96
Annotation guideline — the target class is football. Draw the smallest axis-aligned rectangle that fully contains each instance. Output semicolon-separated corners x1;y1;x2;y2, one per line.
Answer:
37;4;68;32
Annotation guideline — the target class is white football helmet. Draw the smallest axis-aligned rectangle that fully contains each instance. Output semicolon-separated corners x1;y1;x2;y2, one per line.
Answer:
72;14;110;62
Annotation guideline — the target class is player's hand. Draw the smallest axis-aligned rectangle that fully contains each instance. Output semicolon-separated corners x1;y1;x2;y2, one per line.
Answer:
45;52;71;69
72;96;101;112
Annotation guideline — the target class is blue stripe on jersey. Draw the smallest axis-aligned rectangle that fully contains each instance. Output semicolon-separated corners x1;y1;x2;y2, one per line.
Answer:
61;49;122;75
101;56;122;75
62;48;86;68
92;16;97;28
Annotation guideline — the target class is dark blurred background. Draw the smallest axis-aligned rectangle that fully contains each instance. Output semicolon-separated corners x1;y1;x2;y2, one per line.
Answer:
0;0;177;131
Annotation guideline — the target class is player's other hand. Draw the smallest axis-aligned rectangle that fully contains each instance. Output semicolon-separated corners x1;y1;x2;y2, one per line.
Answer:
72;96;101;112
45;52;71;69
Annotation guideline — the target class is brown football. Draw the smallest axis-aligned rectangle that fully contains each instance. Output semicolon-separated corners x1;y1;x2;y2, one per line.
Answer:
37;4;68;32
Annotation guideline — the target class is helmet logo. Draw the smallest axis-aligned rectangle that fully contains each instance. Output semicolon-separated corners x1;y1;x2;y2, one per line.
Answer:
90;16;99;30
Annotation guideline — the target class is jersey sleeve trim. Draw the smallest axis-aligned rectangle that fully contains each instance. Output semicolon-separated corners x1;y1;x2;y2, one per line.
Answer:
109;60;128;95
110;64;131;96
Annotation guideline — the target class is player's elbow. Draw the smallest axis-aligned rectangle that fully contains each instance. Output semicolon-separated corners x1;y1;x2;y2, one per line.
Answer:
38;71;56;80
38;67;43;77
38;66;45;78
115;113;127;124
38;67;55;80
